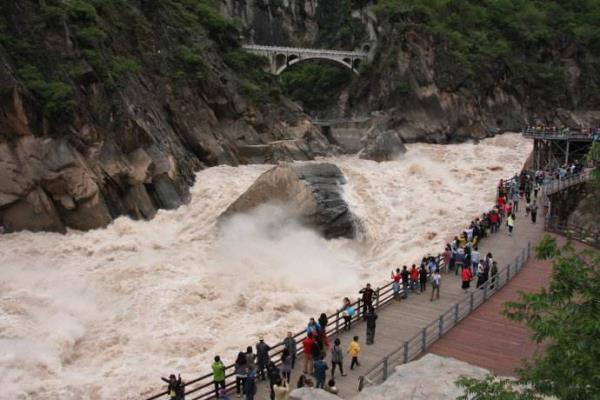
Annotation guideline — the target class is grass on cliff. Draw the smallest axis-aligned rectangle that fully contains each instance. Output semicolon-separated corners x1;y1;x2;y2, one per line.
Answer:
372;0;600;101
280;62;353;113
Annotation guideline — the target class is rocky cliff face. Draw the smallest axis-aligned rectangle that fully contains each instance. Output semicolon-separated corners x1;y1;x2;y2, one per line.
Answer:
224;0;600;143
0;0;330;233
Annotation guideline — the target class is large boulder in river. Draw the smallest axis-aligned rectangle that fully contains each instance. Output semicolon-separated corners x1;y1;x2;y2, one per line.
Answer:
221;163;358;239
359;128;407;162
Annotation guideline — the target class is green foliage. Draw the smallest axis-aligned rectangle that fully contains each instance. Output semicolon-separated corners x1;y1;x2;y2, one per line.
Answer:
222;50;279;102
76;26;107;48
281;62;353;111
18;65;76;118
586;142;600;185
111;56;141;75
66;0;98;23
456;375;544;399
373;0;600;94
223;50;267;72
40;5;67;29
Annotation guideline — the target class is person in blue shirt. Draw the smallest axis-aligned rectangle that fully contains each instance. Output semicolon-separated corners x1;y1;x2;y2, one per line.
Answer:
306;318;320;336
313;358;329;388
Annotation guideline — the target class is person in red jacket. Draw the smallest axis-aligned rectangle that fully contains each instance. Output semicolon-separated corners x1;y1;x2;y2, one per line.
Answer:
302;333;315;374
489;211;499;233
461;266;472;292
409;264;419;293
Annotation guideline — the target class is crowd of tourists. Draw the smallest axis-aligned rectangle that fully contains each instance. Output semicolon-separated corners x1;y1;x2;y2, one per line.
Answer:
161;171;549;400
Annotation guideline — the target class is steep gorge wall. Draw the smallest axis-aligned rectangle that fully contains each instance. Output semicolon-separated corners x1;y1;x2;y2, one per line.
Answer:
224;0;600;143
0;0;330;233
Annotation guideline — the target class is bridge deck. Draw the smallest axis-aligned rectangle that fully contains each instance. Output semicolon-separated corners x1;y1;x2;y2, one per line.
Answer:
252;195;544;399
427;235;591;376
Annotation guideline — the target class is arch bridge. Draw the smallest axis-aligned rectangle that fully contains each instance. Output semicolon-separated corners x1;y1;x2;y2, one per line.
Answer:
242;44;369;75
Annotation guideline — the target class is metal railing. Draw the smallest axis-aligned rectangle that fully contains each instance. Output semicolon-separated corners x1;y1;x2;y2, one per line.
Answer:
145;173;586;399
542;173;590;196
522;128;598;141
144;259;447;400
359;242;532;389
545;217;600;250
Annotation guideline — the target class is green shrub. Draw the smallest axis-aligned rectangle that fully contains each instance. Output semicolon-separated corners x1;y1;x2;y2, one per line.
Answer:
66;0;97;23
18;64;76;118
76;26;107;48
111;56;141;75
223;50;267;72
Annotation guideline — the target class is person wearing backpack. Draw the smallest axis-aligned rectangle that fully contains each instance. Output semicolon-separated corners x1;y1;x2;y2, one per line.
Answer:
340;297;355;330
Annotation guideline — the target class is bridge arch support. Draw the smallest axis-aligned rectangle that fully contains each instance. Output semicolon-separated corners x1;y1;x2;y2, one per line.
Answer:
242;45;368;75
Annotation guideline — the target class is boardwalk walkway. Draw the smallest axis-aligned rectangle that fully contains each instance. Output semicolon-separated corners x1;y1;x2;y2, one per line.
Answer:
427;253;549;376
252;197;545;399
427;235;593;377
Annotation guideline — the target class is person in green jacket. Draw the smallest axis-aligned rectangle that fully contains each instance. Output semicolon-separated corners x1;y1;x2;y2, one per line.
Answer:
212;355;227;398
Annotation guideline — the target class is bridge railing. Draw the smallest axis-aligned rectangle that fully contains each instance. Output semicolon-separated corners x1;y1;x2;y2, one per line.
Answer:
242;44;368;57
545;217;600;250
144;258;447;400
522;128;598;141
542;172;590;196
358;242;532;390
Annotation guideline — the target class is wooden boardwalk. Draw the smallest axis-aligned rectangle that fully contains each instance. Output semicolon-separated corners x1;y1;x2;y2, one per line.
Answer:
253;201;545;399
427;235;593;377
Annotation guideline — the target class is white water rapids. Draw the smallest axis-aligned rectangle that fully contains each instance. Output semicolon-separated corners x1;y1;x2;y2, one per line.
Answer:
0;134;531;399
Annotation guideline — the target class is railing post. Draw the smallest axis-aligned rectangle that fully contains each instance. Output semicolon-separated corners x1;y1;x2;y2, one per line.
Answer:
438;315;443;337
382;356;389;381
454;303;459;323
421;327;426;353
469;292;474;312
522;249;526;264
483;282;488;299
357;298;361;320
376;287;381;309
403;341;409;364
335;310;340;334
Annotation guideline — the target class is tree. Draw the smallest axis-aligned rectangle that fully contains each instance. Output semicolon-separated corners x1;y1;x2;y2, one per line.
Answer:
455;234;600;399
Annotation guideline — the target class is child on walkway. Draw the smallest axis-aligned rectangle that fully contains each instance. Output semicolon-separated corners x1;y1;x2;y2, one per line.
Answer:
347;336;361;370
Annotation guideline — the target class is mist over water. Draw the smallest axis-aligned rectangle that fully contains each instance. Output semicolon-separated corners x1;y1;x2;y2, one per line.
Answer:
0;134;531;399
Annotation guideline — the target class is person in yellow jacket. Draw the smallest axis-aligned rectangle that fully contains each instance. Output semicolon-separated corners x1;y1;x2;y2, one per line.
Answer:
347;336;361;370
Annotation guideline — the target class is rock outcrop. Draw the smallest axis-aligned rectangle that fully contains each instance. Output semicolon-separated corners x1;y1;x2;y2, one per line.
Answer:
358;128;406;162
0;0;332;233
289;388;339;400
221;163;358;239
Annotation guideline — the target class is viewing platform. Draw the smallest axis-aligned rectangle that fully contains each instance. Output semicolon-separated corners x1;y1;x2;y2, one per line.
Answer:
145;174;582;399
522;127;598;170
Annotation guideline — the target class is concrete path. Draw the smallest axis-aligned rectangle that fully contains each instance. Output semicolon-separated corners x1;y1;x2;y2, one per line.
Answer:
252;199;545;399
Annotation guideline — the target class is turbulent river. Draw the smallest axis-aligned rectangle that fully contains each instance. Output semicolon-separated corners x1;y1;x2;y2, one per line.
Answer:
0;133;532;399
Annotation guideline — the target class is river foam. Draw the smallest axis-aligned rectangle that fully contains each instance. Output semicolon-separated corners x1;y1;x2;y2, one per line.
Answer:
0;133;531;399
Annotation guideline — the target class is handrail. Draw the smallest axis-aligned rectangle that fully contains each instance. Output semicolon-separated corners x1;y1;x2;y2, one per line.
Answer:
541;173;590;196
522;128;599;141
545;217;600;250
145;173;589;399
144;259;446;399
241;44;368;57
359;241;532;389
